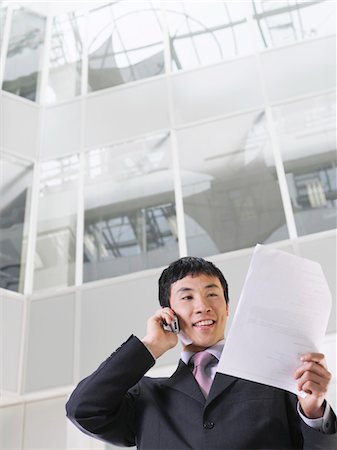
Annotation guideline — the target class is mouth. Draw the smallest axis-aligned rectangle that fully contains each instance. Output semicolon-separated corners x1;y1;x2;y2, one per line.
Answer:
192;319;215;328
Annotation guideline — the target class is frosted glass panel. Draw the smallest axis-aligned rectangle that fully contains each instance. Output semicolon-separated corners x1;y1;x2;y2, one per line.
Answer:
25;294;75;392
33;155;79;291
0;404;24;450
273;93;336;236
83;133;179;282
85;77;169;146
0;153;33;292
41;102;82;159
0;296;24;391
172;56;263;125
176;111;288;256
2;94;40;158
23;397;68;449
261;35;336;102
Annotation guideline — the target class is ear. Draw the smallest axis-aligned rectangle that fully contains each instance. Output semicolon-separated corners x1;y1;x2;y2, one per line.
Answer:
226;303;229;317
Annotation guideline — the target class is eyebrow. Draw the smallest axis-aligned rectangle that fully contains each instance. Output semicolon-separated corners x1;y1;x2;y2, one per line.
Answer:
205;283;220;289
176;283;220;294
176;287;193;294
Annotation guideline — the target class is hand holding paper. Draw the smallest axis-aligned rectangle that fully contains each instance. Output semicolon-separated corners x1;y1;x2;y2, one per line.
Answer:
294;351;332;418
217;244;332;407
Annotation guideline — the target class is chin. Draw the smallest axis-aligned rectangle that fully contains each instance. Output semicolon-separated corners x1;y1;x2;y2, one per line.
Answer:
193;338;217;349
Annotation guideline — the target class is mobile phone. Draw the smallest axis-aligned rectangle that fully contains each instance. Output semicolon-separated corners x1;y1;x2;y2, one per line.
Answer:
162;315;180;334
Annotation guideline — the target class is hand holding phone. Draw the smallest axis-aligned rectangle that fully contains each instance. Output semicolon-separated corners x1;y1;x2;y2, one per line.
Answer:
162;315;180;334
142;308;179;358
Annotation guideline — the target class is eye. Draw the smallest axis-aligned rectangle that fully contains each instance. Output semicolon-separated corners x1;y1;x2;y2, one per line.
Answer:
182;295;193;300
208;292;218;297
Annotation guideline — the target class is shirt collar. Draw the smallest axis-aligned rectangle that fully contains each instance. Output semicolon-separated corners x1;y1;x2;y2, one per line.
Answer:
181;339;225;365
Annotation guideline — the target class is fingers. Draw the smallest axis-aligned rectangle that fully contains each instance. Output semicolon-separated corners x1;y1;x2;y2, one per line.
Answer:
143;307;179;359
295;353;329;379
294;360;329;380
147;307;177;335
300;352;328;368
294;353;332;395
296;369;331;395
157;307;176;326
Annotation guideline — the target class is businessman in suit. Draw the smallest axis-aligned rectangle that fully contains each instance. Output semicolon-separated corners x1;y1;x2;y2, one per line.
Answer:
66;256;336;449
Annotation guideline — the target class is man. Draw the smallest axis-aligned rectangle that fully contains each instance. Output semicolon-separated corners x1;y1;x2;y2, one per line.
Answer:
66;256;336;449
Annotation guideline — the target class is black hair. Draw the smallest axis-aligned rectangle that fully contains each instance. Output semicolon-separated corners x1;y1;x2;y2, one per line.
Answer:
158;256;229;308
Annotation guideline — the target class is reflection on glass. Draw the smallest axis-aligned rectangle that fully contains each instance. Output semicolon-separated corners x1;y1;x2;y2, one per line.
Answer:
2;7;46;101
252;0;336;49
0;153;33;292
47;11;84;104
177;111;288;256
83;132;178;281
167;2;253;71
33;155;79;291
88;1;164;92
168;1;336;71
273;93;337;236
0;5;7;59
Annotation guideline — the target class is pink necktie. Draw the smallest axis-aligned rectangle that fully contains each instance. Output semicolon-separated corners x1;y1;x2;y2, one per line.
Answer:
192;351;215;397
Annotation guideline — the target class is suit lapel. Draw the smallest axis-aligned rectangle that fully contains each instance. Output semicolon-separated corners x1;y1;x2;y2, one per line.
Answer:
160;360;237;406
206;372;237;405
160;360;205;404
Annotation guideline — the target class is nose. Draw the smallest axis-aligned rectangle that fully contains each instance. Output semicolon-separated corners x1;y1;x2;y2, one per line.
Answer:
194;294;212;313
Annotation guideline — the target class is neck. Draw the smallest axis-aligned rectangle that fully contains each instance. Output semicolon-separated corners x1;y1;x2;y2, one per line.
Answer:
183;338;223;353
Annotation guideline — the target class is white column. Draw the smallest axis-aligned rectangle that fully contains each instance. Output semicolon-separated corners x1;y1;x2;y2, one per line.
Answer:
37;8;53;105
75;152;84;287
162;3;187;257
264;106;298;239
252;53;298;239
81;9;89;96
23;161;41;295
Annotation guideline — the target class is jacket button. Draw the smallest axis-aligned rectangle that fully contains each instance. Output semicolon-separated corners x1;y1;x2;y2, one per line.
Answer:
203;421;214;429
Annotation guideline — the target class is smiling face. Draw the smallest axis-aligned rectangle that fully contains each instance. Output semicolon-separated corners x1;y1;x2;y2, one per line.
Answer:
169;273;229;352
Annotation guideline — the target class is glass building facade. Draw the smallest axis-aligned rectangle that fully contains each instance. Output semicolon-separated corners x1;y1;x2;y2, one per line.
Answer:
0;0;336;293
0;3;336;450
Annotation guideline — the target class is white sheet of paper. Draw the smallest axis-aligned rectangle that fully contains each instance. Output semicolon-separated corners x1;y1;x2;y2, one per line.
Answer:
217;244;332;397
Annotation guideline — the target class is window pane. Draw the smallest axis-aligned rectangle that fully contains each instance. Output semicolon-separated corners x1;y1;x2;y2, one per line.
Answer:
0;153;33;292
88;1;164;92
273;93;337;236
167;1;254;71
252;0;336;49
0;5;7;58
177;111;288;256
47;11;84;104
33;155;79;291
83;133;179;281
2;7;46;102
168;1;336;71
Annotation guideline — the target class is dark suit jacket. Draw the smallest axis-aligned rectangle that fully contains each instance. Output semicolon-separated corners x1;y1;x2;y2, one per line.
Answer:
66;335;337;449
